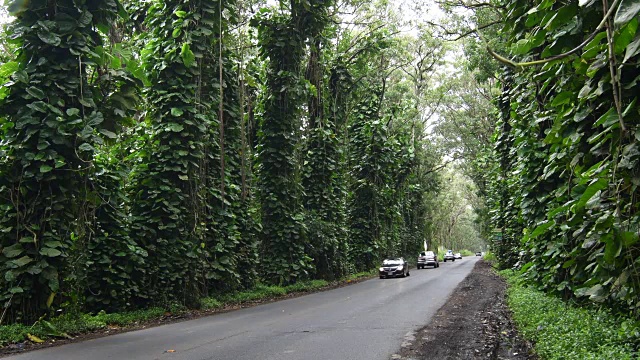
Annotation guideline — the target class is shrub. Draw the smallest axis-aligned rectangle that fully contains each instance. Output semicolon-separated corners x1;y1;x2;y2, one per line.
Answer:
460;249;475;257
483;251;497;264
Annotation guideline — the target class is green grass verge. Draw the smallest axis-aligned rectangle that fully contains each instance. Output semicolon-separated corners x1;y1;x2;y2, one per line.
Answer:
460;249;475;257
501;270;639;359
201;279;331;310
0;307;166;347
482;251;497;264
346;270;377;281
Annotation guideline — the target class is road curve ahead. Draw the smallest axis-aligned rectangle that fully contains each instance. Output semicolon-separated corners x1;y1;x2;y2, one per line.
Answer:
4;257;479;360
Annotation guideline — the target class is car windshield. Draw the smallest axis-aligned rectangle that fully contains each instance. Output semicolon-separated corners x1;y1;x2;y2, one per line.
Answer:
425;251;434;256
419;252;426;256
382;259;402;265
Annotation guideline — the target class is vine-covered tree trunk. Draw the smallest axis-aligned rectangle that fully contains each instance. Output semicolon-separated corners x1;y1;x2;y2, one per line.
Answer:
254;10;309;285
130;0;219;306
348;91;385;271
301;8;347;281
0;0;119;323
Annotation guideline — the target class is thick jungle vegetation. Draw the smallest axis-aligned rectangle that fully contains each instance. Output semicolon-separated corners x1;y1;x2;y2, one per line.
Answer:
0;0;638;340
0;0;466;325
434;0;640;326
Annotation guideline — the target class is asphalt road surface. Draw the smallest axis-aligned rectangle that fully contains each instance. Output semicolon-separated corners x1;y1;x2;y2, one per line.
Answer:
4;257;479;360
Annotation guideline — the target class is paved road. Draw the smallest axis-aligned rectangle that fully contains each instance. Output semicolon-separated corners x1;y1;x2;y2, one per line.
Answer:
4;257;479;360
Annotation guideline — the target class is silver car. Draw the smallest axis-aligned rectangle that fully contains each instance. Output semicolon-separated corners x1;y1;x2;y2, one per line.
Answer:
417;251;439;269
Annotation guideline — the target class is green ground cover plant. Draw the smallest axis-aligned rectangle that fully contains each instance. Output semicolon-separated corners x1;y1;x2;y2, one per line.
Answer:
502;270;639;360
460;249;475;257
482;251;497;264
0;307;166;346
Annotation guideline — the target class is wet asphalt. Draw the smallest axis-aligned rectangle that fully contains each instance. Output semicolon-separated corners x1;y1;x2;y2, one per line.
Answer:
3;257;479;360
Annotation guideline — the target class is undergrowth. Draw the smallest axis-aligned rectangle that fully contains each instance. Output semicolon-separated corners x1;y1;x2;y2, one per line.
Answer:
482;251;497;264
460;249;475;257
0;307;166;347
501;270;639;360
201;280;331;310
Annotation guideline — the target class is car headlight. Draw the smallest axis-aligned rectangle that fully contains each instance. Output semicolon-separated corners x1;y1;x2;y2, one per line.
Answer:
379;267;384;271
396;265;403;270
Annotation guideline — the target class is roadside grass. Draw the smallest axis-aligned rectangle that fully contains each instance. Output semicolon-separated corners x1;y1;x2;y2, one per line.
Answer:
0;307;166;347
201;279;330;310
482;251;497;264
501;270;639;360
345;270;377;281
459;249;474;257
1;273;376;347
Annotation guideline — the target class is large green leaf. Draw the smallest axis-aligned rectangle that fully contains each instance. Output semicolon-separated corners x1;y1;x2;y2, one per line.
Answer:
624;32;640;62
181;43;195;67
11;255;33;267
7;0;29;16
615;18;638;54
602;233;621;263
37;31;62;46
575;177;608;211
0;61;19;78
26;86;44;100
529;220;556;239
167;123;184;132
576;284;606;302
2;243;23;258
39;247;62;257
620;231;639;246
615;0;640;26
99;129;117;139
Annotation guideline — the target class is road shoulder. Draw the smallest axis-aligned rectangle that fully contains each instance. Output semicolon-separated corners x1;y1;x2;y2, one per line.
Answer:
393;259;536;360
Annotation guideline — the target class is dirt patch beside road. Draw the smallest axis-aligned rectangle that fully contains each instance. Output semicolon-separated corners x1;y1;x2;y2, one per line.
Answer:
393;260;536;360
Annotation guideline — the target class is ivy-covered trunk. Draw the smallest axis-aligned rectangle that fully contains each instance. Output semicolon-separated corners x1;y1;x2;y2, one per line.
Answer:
86;153;146;312
301;8;347;280
254;10;309;285
130;0;217;306
347;91;387;271
0;0;119;323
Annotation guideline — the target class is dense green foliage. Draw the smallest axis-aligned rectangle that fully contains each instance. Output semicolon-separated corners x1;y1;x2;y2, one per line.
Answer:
0;0;451;325
431;0;640;344
481;0;640;317
503;270;638;359
0;0;122;324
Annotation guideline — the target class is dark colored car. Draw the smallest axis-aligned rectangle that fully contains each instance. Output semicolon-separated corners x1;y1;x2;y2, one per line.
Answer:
417;251;439;269
443;250;455;262
379;258;410;278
